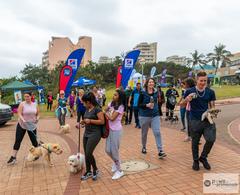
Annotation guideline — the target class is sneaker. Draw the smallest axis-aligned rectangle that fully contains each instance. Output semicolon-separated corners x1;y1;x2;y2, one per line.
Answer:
158;151;167;159
180;127;186;131
81;171;92;180
92;170;99;181
75;123;80;129
7;156;16;165
142;147;147;154
112;170;124;180
111;164;117;173
199;157;211;170
138;125;141;129
192;160;200;171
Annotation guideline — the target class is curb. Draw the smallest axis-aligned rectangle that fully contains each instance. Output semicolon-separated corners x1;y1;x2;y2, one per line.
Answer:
227;118;240;145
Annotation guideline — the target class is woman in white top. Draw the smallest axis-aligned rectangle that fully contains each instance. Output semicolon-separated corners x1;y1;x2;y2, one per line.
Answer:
7;91;39;165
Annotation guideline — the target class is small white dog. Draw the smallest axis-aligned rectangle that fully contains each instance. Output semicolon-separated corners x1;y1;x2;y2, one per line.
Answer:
60;124;70;134
67;153;85;174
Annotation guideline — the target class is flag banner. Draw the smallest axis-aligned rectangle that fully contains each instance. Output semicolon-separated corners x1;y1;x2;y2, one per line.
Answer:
121;50;140;89
188;71;193;77
63;49;85;97
116;66;122;88
161;69;167;83
150;66;157;77
59;65;73;93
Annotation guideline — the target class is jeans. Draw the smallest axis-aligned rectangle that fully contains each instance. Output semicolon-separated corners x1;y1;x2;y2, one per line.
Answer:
125;106;133;124
180;107;186;128
139;116;163;152
133;107;140;127
190;119;216;161
57;108;67;126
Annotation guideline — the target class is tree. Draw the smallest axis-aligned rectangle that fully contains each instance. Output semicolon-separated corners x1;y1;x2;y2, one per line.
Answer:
187;50;206;71
20;63;49;86
207;43;232;75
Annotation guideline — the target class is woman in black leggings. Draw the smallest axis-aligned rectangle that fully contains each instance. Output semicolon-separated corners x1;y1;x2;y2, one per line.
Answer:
81;92;105;181
7;91;39;165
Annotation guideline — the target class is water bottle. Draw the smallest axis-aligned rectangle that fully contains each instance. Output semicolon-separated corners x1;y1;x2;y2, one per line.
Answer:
150;96;154;103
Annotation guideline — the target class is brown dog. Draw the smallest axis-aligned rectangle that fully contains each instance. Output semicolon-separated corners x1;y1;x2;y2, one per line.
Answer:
26;143;63;167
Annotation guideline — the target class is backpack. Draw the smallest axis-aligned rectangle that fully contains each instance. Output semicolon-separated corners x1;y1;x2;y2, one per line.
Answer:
168;94;177;106
101;113;110;138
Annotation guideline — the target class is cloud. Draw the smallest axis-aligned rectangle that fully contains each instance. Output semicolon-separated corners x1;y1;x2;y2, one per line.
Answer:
0;0;240;78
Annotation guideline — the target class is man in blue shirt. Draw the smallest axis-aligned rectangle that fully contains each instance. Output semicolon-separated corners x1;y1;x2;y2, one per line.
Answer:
182;71;216;171
128;83;141;128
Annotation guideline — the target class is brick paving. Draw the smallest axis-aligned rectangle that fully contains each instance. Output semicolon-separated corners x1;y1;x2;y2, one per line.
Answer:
0;116;240;195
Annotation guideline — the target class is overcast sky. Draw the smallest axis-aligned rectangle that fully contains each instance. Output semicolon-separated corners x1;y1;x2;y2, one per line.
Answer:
0;0;240;78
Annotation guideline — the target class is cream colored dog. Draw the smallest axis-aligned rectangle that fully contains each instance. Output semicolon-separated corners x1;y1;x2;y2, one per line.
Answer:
67;153;85;174
201;108;221;124
26;143;63;166
60;124;70;134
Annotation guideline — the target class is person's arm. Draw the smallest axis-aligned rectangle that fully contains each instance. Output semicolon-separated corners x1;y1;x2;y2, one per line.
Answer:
209;90;216;109
18;103;26;122
106;110;120;121
36;104;40;122
176;90;180;97
180;90;191;107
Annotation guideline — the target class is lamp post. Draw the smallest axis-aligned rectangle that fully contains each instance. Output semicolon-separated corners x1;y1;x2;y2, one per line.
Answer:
139;58;145;87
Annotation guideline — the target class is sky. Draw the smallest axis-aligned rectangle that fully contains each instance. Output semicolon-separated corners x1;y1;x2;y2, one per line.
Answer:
0;0;240;78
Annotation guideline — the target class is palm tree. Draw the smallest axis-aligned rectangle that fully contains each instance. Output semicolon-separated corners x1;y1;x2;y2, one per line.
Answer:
207;44;232;75
187;50;206;72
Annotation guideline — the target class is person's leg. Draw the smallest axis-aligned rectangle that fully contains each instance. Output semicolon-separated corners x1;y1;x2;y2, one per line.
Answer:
151;116;164;153
109;130;122;171
170;105;175;118
186;111;191;137
77;112;81;123
139;117;151;152
129;106;133;124
201;122;216;159
85;135;101;172
47;103;50;111
133;108;138;127
180;107;186;129
165;103;170;119
50;103;52;111
83;136;91;173
62;109;67;125
125;107;129;124
158;104;163;116
27;129;39;147
8;123;27;163
58;109;63;126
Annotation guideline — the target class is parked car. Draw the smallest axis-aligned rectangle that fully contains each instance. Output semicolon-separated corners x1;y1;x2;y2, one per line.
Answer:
0;103;13;125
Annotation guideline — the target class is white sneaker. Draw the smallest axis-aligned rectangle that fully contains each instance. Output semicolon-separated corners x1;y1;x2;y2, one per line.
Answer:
112;170;124;180
111;164;117;173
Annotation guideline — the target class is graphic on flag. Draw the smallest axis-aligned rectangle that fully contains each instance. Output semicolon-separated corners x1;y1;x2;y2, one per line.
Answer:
125;59;134;68
68;59;78;70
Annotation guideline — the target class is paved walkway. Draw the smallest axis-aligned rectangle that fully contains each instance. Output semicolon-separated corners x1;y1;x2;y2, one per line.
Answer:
0;117;240;195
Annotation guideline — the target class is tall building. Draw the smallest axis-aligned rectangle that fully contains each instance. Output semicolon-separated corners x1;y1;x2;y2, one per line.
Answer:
166;55;190;66
133;42;157;63
42;36;92;69
98;56;114;64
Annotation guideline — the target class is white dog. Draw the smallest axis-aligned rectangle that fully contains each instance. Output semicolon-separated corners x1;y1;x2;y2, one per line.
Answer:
60;124;70;134
201;108;221;124
68;153;85;174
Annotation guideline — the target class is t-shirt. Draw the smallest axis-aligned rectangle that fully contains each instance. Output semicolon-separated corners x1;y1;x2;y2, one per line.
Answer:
131;89;141;108
184;87;216;120
76;97;86;113
107;103;124;131
58;97;67;108
47;95;53;103
84;107;102;137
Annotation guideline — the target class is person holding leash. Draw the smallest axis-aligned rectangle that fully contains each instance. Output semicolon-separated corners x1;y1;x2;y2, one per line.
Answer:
7;91;39;165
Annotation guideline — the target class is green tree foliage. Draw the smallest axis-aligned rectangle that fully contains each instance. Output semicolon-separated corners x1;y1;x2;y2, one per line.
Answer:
207;44;232;74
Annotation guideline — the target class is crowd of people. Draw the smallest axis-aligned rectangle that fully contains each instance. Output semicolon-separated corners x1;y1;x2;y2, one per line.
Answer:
7;71;217;181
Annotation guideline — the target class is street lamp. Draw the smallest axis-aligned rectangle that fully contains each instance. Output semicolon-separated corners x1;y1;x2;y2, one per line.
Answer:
139;58;145;87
